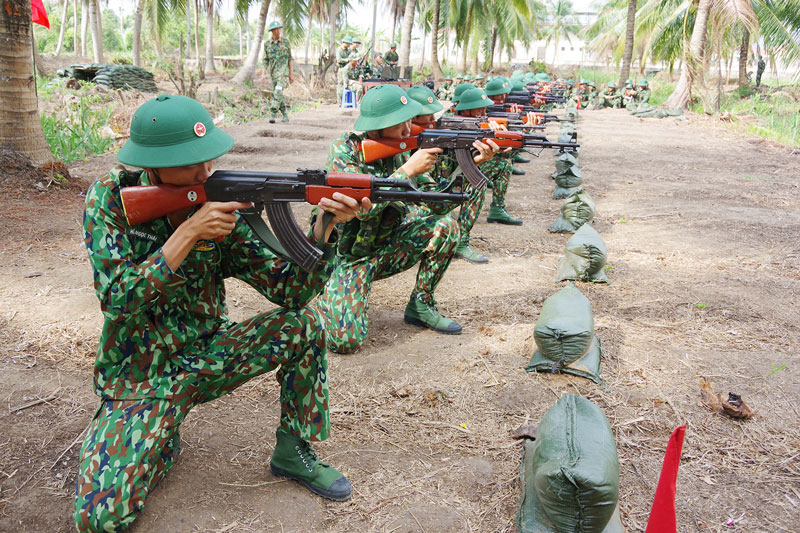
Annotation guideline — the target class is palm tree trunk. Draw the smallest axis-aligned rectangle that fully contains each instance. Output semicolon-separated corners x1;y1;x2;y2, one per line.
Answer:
371;0;377;51
738;29;749;88
194;0;201;71
398;0;416;69
430;0;443;80
485;26;497;71
0;0;54;165
88;0;103;62
133;0;144;67
665;0;712;108
205;0;217;74
460;5;472;72
239;22;244;60
304;17;311;65
328;0;339;56
419;28;426;70
231;0;271;84
185;0;193;59
470;45;478;74
72;0;79;53
80;0;88;56
618;0;637;86
55;0;69;56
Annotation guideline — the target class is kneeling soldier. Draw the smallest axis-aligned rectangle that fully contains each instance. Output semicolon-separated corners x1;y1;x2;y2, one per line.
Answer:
74;95;364;532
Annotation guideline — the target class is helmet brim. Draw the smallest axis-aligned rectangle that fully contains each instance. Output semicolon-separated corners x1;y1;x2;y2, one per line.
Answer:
117;127;234;168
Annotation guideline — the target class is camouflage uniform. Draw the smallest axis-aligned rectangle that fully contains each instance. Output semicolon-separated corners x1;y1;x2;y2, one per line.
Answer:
264;37;292;115
314;133;460;353
346;63;364;101
337;46;351;101
579;87;596;109
436;81;451;100
74;167;335;531
594;89;622;109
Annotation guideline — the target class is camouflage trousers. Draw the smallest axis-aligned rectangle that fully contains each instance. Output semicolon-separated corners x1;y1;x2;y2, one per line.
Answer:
315;213;459;354
489;159;512;210
73;307;329;532
268;68;289;114
337;67;348;101
456;182;487;246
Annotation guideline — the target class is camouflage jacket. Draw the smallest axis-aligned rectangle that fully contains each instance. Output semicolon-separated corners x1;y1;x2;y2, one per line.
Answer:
264;38;292;74
337;47;351;67
635;88;651;104
384;50;399;64
346;64;362;81
83;167;335;399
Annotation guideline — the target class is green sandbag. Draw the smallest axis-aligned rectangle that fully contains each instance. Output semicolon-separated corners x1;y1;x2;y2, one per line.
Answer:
553;185;581;200
556;224;608;284
549;189;595;233
517;394;622;533
553;166;582;188
530;283;593;364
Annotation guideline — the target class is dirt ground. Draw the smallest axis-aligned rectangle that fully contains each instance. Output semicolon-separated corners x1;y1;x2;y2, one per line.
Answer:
0;101;798;533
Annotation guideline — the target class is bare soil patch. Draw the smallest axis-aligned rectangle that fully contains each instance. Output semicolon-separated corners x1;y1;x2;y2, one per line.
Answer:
0;105;798;532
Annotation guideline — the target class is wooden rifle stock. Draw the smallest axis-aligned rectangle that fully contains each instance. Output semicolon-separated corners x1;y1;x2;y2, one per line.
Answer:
360;137;419;163
121;183;207;226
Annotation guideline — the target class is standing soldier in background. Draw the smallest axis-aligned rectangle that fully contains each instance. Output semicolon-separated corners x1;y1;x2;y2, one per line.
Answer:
349;36;362;65
384;43;399;79
336;36;352;102
756;55;766;87
262;21;294;123
436;76;453;100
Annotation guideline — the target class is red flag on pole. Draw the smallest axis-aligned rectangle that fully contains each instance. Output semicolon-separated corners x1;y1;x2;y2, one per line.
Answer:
31;0;50;28
645;425;687;533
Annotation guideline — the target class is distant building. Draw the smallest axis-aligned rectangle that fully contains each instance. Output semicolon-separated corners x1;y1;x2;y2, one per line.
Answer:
512;11;600;68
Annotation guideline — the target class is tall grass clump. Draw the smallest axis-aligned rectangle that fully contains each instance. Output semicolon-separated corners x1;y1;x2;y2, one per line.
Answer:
41;96;115;163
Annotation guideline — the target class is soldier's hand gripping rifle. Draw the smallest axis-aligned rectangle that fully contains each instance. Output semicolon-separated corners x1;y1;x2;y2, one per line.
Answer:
120;168;468;272
361;129;580;185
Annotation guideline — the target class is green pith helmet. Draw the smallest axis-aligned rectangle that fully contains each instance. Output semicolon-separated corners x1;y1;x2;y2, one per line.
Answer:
456;73;464;79
352;36;361;44
625;82;633;89
455;88;490;111
523;72;535;82
390;43;397;48
587;80;596;88
342;36;352;44
511;70;523;79
625;78;633;85
580;78;588;84
444;75;452;81
638;78;648;87
118;94;234;168
407;85;444;114
268;21;282;31
475;74;484;80
608;81;617;89
353;85;422;131
451;82;475;103
567;79;574;86
535;72;550;81
511;79;525;91
485;77;510;96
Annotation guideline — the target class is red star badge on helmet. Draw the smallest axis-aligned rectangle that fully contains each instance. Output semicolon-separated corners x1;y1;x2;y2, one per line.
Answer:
400;96;408;105
194;122;206;137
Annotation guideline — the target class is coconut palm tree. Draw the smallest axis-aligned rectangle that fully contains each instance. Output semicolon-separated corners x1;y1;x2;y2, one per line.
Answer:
0;0;54;166
542;0;578;66
619;0;638;85
232;0;271;84
398;0;416;69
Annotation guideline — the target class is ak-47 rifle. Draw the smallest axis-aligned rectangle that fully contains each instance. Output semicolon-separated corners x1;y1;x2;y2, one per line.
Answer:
361;129;580;186
506;92;567;105
436;115;546;133
120;168;467;271
356;44;374;70
485;105;575;123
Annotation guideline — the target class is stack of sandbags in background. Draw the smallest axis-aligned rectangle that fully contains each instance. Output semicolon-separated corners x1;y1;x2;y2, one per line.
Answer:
57;64;158;92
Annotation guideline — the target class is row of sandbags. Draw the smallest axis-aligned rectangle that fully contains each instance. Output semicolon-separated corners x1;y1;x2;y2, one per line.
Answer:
517;104;622;533
57;64;158;92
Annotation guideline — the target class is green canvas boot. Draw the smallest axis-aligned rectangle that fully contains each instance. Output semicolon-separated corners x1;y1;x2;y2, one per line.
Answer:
270;428;352;501
454;241;488;264
511;166;526;175
281;111;290;122
512;153;530;163
487;205;523;225
269;112;277;124
404;297;462;334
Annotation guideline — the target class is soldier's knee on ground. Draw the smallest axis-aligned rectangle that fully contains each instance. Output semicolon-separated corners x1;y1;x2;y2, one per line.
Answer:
275;306;326;358
73;484;142;533
326;333;365;355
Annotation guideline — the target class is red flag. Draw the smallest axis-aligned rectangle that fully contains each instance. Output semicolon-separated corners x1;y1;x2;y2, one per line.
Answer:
31;0;50;28
645;425;686;533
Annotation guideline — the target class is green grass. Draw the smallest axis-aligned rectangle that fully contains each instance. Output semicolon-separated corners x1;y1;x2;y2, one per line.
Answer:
648;82;675;106
577;68;618;87
720;91;800;147
41;96;115;163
